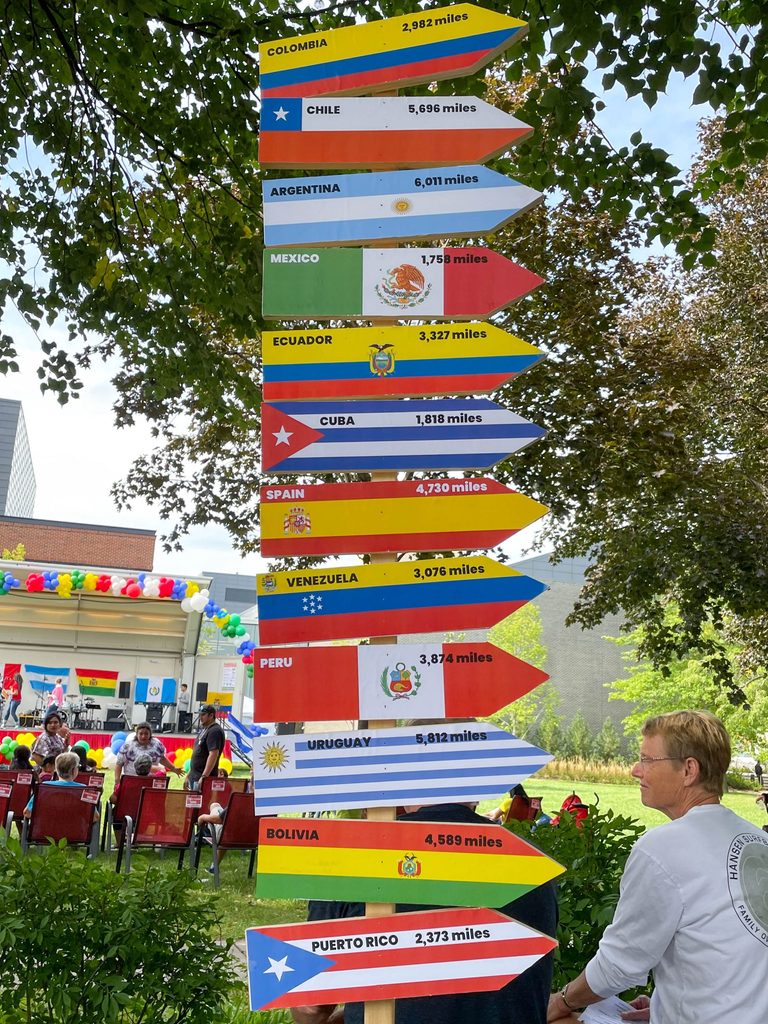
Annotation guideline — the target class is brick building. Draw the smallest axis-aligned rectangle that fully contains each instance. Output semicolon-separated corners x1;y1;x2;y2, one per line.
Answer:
0;515;155;571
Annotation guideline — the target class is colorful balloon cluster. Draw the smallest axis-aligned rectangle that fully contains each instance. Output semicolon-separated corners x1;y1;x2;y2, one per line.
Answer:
176;590;258;677
0;731;36;763
20;568;208;602
0;570;21;596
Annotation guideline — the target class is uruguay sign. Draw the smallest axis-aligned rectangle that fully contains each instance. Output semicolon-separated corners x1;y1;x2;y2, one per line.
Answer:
251;721;552;814
261;322;543;401
262;165;541;248
259;3;528;98
261;399;545;474
253;642;549;722
259;96;532;169
260;478;548;556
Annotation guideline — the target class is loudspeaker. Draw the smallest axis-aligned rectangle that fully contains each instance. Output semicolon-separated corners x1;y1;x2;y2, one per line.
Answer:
195;682;208;702
118;679;131;699
145;703;163;729
105;707;128;731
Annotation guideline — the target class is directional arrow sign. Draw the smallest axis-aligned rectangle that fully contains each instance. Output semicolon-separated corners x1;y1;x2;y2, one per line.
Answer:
261;322;544;401
260;478;548;556
261;399;545;474
256;817;565;907
259;3;528;98
256;556;547;645
251;721;551;814
259;96;533;170
246;907;556;1010
262;165;541;248
262;247;543;321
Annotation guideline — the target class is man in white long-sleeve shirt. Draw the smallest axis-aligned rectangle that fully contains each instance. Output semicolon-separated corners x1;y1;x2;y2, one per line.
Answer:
547;710;768;1024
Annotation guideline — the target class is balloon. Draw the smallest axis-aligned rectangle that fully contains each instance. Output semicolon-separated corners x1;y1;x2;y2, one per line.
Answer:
73;739;90;752
113;731;127;742
219;757;232;774
90;748;103;766
180;597;193;614
183;758;191;772
189;592;207;613
126;583;142;599
111;736;126;754
101;748;117;769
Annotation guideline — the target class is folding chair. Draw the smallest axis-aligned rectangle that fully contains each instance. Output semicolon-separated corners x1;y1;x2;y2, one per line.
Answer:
5;769;36;834
76;772;105;789
193;791;266;888
198;774;249;810
116;787;199;874
0;780;14;837
101;774;169;853
21;784;98;854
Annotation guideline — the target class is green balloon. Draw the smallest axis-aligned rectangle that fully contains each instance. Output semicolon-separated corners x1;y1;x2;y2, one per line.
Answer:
229;614;241;627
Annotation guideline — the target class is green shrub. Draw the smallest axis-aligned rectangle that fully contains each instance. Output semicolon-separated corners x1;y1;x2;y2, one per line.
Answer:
563;711;594;759
592;717;624;763
0;839;234;1023
540;757;633;784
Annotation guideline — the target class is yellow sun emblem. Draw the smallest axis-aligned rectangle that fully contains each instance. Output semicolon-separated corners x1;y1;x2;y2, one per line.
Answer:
260;741;289;773
392;198;412;214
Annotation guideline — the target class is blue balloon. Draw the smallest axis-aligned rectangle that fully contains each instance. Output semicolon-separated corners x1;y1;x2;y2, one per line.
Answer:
111;737;125;754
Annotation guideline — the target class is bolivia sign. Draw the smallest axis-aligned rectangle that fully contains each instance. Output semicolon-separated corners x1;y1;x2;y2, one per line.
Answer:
256;817;565;907
261;322;543;401
259;3;528;98
259;478;548;556
262;246;543;321
252;642;549;722
262;165;541;248
255;556;547;645
246;907;556;1010
261;399;545;474
251;721;552;814
259;96;532;170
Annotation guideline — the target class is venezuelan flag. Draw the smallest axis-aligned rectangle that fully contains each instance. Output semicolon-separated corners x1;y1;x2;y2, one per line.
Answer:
76;667;118;697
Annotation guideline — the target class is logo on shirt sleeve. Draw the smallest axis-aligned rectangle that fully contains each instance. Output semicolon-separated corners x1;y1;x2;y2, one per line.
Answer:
727;832;768;947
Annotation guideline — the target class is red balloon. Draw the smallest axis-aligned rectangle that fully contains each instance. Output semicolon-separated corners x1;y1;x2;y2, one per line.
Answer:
126;583;142;599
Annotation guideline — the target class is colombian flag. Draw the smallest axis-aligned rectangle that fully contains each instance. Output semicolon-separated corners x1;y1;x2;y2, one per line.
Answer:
76;667;119;697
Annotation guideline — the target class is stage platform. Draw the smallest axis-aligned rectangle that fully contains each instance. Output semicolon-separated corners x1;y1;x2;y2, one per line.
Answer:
0;728;232;759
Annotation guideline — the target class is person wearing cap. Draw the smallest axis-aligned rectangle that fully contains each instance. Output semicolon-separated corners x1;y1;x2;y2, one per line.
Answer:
110;751;154;805
30;710;70;766
185;705;225;790
114;722;183;786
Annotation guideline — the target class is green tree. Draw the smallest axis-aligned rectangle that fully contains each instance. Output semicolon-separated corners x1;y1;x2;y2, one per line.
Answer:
593;716;624;763
563;709;594;759
485;603;550;741
534;689;565;758
1;542;25;560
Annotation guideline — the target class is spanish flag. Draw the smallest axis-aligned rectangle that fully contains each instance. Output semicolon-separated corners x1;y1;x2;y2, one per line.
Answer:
76;667;119;697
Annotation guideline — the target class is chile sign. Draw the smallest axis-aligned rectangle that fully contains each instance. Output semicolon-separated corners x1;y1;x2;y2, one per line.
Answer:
262;165;541;248
256;817;565;907
251;721;552;815
259;3;528;98
262;246;543;320
246;907;556;1010
252;642;549;722
261;322;543;401
261;399;545;474
259;96;532;170
259;478;548;556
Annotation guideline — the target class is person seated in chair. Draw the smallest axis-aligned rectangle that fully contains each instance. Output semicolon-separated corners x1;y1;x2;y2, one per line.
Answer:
23;751;84;817
109;752;153;805
9;744;33;772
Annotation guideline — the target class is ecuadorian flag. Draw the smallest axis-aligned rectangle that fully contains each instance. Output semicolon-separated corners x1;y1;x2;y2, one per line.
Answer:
76;667;118;697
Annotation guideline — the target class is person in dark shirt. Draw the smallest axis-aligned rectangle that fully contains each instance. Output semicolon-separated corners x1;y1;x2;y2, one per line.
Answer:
185;704;225;789
291;802;559;1024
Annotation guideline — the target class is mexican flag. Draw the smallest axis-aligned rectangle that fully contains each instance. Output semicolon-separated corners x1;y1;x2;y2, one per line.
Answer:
76;667;119;697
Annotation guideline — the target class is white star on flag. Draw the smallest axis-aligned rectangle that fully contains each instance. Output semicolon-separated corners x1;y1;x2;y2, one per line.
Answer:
273;426;293;446
264;955;294;982
274;106;289;121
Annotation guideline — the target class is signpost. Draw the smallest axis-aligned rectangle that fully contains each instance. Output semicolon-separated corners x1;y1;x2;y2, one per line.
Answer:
259;3;528;98
262;165;541;248
259;96;532;170
252;642;548;722
261;398;545;474
256;817;565;907
256;555;547;645
261;322;543;401
251;721;551;814
262;246;543;320
260;478;548;556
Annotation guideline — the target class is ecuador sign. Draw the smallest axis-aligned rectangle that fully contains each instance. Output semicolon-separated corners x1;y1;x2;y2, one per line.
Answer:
259;3;528;98
251;722;551;815
246;907;556;1010
262;165;541;248
261;322;543;401
256;817;565;907
259;96;532;170
260;399;545;474
262;247;543;320
259;478;548;556
252;642;549;722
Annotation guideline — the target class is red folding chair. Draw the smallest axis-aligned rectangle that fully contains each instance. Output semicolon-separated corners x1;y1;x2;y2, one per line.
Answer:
102;774;169;853
116;788;199;874
198;775;249;809
0;779;14;837
193;792;266;888
76;772;105;788
21;783;98;854
4;769;36;833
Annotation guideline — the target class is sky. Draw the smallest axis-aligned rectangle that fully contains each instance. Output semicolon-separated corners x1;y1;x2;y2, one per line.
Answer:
0;31;707;582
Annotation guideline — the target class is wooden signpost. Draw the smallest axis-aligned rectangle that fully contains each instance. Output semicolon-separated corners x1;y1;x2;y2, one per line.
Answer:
262;246;543;320
259;96;532;170
246;907;557;1010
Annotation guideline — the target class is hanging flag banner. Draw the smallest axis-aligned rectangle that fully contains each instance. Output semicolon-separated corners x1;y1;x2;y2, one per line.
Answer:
261;398;545;474
261;322;543;401
75;667;119;698
23;665;70;695
260;478;548;556
262;165;541;248
262;247;543;321
256;555;547;645
259;3;528;98
246;907;555;1010
259;96;532;170
251;721;551;814
134;677;177;704
256;817;565;907
252;642;548;722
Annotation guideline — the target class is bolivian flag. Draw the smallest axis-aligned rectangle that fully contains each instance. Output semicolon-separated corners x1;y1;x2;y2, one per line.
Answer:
76;667;119;697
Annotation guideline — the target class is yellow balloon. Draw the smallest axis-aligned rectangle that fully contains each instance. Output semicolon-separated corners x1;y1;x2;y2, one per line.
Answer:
186;581;199;596
219;757;232;774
